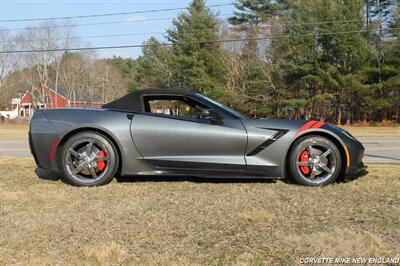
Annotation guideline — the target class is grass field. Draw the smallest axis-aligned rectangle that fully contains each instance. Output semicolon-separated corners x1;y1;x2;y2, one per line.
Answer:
342;126;400;138
0;156;399;265
0;123;29;139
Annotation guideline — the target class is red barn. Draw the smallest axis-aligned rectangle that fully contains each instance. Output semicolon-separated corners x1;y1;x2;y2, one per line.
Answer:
18;86;103;118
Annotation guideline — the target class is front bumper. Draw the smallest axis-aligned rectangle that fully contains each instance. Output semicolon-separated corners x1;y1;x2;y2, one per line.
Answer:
344;140;368;180
346;162;368;180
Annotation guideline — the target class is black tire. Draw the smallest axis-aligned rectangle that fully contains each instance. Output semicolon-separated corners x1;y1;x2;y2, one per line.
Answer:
60;132;119;186
288;135;342;186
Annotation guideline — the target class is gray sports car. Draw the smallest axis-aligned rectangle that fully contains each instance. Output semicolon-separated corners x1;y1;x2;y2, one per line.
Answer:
29;89;367;186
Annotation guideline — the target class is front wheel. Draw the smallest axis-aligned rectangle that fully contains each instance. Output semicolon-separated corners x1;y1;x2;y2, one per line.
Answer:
288;135;342;186
60;132;119;186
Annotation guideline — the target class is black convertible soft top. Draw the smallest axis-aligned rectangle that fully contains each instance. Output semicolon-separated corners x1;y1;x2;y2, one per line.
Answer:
102;88;194;112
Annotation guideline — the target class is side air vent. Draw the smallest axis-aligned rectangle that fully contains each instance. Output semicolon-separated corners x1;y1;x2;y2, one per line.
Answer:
247;129;288;156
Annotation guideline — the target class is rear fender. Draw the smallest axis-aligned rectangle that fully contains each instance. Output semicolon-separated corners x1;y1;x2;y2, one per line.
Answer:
29;110;60;170
54;125;124;172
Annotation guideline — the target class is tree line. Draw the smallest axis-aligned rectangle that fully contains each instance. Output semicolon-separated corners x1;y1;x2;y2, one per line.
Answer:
1;0;399;124
127;0;400;124
0;22;127;109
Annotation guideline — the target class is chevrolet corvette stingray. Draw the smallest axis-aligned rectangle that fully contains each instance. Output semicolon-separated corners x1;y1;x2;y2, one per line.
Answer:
29;89;367;186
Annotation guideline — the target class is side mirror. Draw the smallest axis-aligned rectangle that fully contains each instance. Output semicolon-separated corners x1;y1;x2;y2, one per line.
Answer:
199;109;222;124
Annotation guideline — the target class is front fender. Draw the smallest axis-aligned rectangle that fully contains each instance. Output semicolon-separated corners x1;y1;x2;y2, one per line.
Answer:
285;124;365;179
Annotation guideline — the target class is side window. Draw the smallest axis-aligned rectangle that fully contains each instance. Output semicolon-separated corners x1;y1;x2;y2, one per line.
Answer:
145;97;206;119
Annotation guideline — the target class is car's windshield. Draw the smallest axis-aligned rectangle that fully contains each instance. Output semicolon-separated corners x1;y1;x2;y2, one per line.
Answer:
195;94;247;119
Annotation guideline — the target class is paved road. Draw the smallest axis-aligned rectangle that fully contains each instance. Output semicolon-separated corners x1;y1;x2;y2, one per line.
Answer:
358;136;400;163
0;139;31;157
0;136;399;163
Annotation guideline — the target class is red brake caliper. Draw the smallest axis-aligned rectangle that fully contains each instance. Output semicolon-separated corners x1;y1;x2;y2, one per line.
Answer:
299;149;310;175
97;151;106;171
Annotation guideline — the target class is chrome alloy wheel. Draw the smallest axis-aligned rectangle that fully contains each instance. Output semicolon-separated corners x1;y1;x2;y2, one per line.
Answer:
64;139;110;184
295;143;338;184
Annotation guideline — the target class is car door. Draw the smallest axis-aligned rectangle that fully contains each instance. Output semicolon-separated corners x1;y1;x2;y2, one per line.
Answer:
130;97;247;171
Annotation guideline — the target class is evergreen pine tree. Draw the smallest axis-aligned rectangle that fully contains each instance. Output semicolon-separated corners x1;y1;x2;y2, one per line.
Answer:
166;0;226;100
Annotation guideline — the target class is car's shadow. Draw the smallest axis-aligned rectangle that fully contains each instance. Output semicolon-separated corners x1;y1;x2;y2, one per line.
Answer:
35;168;62;181
35;168;365;185
116;175;277;184
35;168;277;184
117;171;367;184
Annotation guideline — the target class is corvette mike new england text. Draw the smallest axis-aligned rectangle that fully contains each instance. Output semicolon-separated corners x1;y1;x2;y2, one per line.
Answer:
299;257;400;264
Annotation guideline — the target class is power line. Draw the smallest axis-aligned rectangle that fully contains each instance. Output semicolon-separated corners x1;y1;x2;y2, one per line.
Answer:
3;3;327;25
0;31;165;43
1;14;233;32
0;18;370;42
278;19;364;27
4;17;365;33
2;13;236;32
0;29;217;43
0;10;366;33
0;3;234;23
1;27;399;54
226;18;367;32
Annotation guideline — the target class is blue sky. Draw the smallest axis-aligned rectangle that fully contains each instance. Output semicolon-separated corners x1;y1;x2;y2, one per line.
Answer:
0;0;235;58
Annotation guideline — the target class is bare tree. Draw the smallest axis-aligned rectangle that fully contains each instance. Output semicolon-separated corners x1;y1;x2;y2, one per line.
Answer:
60;50;94;106
60;50;125;106
49;20;75;106
91;60;126;103
15;20;75;108
3;20;124;111
0;29;18;109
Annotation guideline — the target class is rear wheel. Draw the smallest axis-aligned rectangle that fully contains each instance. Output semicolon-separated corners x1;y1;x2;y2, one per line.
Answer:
60;132;118;186
288;135;342;186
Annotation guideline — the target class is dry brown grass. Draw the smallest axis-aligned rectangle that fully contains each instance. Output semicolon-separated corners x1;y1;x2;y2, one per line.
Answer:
343;126;400;138
349;119;399;127
0;123;29;139
0;156;399;265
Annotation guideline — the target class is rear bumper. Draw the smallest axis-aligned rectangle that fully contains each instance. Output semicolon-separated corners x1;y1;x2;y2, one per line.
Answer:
28;130;40;167
29;110;60;171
